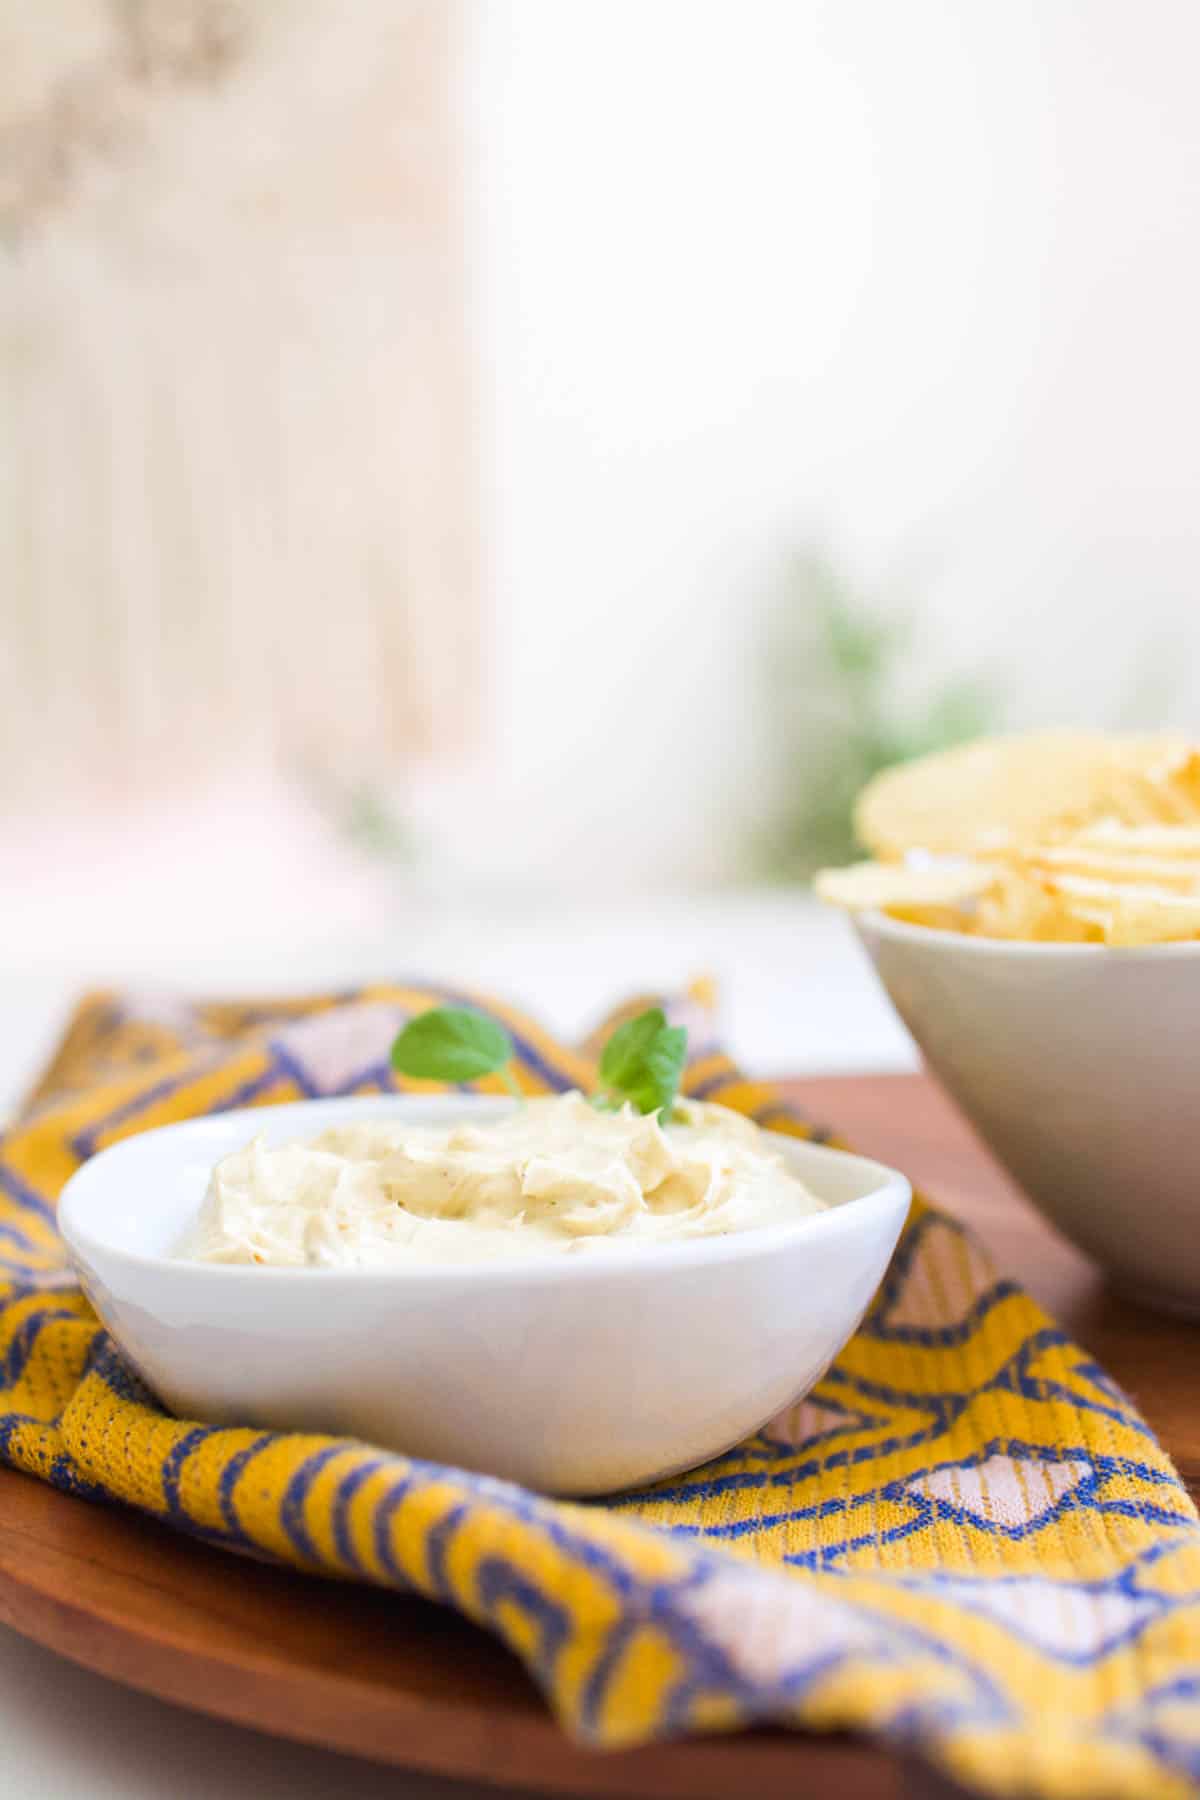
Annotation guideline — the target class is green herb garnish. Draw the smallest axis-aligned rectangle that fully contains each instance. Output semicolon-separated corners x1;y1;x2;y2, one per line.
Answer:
390;1007;522;1099
388;1004;688;1118
592;1006;688;1118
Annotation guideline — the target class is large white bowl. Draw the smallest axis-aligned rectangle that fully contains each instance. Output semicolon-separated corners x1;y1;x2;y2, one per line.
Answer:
58;1096;910;1496
858;912;1200;1316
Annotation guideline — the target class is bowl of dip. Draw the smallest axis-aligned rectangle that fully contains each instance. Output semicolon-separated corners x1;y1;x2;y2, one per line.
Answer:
857;911;1200;1316
59;1094;910;1495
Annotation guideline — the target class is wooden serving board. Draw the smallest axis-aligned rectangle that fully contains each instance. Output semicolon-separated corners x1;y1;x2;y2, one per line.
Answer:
0;1075;1195;1799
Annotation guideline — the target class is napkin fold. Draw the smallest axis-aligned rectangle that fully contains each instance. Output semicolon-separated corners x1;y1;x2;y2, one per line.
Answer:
2;985;1198;1800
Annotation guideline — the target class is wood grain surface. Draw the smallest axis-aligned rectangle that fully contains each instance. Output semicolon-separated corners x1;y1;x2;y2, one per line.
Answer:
0;1073;1194;1797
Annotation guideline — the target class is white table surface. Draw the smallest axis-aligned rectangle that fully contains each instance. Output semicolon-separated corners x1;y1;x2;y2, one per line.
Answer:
0;891;915;1798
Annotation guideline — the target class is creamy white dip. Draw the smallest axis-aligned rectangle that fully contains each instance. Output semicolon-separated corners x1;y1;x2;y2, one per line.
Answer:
180;1093;825;1268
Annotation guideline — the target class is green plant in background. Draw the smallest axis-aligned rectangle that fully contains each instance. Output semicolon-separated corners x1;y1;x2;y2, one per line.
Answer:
336;780;421;865
755;548;1000;879
298;759;422;868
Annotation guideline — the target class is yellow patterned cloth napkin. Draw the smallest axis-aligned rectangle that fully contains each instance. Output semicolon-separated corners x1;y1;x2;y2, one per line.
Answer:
3;986;1199;1799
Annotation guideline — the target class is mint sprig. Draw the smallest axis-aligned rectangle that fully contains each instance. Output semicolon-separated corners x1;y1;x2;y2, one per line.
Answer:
388;1004;688;1118
390;1007;522;1098
592;1006;687;1118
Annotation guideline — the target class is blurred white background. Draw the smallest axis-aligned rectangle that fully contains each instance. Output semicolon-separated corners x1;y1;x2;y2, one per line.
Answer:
3;0;1199;1086
474;0;1200;889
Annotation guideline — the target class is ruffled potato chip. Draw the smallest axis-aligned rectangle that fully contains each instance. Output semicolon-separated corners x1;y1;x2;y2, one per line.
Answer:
854;732;1196;861
1010;845;1200;891
969;871;1102;943
813;860;995;914
1068;821;1200;854
819;732;1200;945
1038;875;1200;947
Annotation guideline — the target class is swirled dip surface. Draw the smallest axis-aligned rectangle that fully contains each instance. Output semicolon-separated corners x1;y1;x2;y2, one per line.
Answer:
180;1094;825;1267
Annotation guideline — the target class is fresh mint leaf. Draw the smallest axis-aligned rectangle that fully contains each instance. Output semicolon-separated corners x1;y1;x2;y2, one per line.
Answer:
390;1007;516;1087
596;1007;688;1117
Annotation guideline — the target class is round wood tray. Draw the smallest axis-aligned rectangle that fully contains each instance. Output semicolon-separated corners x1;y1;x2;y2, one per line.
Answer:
0;1075;1195;1798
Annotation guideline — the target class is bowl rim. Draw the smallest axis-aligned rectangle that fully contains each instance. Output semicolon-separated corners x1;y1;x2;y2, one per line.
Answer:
858;907;1200;959
58;1093;912;1286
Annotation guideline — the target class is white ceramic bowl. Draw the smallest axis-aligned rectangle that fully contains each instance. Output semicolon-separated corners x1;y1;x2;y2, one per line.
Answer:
858;912;1200;1316
58;1096;909;1497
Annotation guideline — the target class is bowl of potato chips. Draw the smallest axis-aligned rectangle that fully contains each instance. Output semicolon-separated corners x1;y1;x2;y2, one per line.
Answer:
817;730;1200;1315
